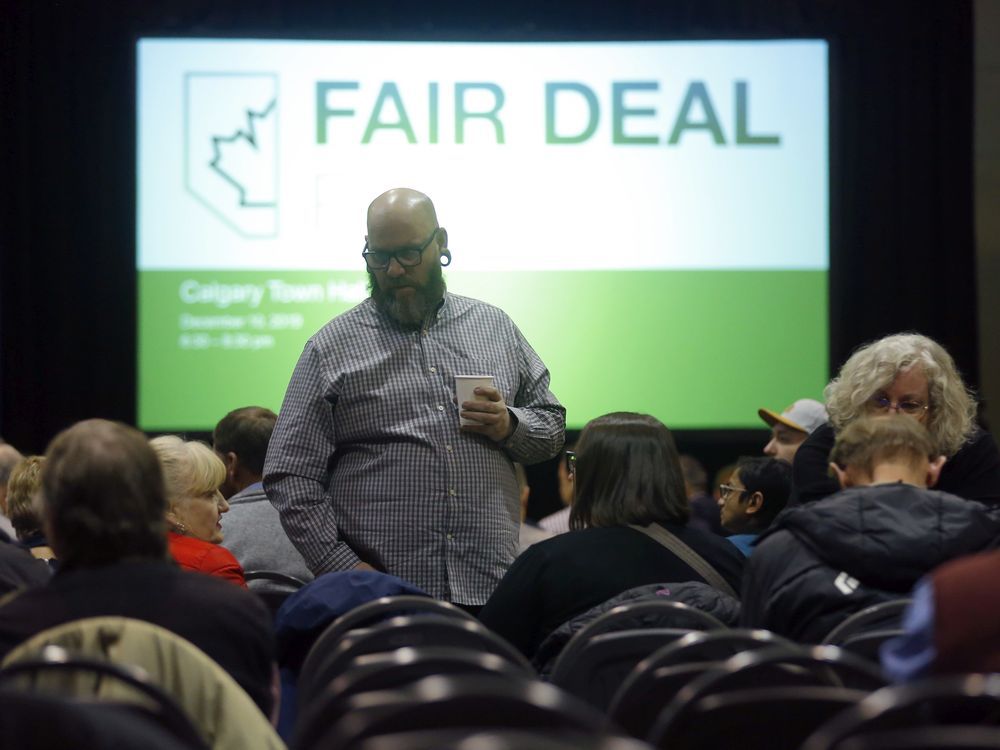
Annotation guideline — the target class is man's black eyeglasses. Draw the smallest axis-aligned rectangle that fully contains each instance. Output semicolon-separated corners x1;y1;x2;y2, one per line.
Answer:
362;228;439;270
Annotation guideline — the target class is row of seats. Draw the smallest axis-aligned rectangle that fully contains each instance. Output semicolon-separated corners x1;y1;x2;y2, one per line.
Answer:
0;593;996;749
285;594;993;750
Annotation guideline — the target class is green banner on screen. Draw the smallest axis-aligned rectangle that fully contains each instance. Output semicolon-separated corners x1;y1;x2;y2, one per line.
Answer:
139;269;826;430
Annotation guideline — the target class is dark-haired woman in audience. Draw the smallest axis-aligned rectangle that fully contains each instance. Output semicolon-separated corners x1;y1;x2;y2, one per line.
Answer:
792;333;1000;505
150;436;246;587
478;412;744;658
6;457;55;562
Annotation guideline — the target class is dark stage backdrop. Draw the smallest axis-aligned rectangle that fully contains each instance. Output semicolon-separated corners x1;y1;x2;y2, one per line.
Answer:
0;0;976;479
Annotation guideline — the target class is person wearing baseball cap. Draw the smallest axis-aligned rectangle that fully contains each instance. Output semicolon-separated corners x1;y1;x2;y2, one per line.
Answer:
757;399;828;464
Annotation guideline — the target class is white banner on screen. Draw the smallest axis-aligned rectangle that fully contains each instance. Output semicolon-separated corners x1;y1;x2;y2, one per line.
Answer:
138;39;827;271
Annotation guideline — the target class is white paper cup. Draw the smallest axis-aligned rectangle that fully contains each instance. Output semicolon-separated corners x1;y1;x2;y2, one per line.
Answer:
455;375;495;426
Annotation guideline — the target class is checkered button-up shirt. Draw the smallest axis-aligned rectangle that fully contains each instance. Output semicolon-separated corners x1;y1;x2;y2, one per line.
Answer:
263;293;566;604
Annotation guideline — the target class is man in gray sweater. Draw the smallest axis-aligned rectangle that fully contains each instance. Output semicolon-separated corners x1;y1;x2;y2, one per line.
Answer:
215;407;313;590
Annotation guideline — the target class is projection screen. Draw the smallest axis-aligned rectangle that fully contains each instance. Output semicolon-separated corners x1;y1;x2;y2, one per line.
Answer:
137;38;828;430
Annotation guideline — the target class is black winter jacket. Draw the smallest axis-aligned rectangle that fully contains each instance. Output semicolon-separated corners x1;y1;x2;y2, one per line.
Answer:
740;483;1000;643
532;581;741;677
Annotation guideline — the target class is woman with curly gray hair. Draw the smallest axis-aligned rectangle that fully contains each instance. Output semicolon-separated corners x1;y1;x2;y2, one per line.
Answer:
792;333;1000;505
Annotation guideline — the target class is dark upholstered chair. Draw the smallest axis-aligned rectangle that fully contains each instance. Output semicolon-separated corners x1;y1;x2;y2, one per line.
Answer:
801;674;1000;750
304;674;609;750
648;644;885;747
294;647;533;749
607;628;794;738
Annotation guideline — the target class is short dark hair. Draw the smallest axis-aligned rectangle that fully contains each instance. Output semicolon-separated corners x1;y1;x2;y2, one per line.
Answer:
570;412;689;530
735;456;793;530
212;406;277;476
42;419;168;565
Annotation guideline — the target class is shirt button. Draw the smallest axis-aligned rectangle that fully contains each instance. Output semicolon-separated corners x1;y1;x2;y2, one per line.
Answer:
437;405;444;411
448;488;456;496
429;366;437;373
445;445;453;452
446;533;454;540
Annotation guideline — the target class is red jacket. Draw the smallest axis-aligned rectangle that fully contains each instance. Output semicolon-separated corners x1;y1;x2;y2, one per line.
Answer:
168;532;246;588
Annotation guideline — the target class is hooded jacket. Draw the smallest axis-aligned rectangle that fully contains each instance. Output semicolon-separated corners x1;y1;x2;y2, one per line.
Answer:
740;483;1000;643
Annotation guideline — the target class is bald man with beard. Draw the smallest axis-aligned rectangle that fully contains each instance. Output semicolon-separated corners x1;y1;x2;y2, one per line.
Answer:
264;188;565;610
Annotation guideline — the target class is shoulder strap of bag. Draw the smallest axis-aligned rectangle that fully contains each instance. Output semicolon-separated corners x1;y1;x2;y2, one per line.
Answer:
628;523;739;599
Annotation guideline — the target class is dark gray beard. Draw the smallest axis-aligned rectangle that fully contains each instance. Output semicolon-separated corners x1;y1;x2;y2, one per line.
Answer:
369;264;446;330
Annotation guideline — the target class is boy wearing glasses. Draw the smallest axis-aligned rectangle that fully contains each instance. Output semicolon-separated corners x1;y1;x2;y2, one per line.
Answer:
717;457;792;556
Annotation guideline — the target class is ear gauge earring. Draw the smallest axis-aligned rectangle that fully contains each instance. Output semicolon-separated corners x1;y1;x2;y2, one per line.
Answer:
440;249;452;267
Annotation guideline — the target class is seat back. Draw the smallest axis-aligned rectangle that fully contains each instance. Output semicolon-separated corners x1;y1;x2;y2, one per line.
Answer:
822;599;911;645
801;674;1000;750
305;614;530;699
607;628;794;738
834;726;1000;750
310;674;607;750
245;570;308;618
0;652;208;749
666;686;868;750
610;662;721;739
245;570;309;586
549;628;691;711
352;728;655;750
548;600;724;683
294;647;533;750
1;616;285;750
297;595;474;694
837;629;906;662
649;644;885;747
0;685;204;750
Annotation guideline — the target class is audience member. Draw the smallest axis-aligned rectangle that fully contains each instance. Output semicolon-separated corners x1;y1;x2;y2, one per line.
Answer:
516;463;553;551
0;443;24;538
681;454;724;536
882;549;1000;680
0;537;50;596
0;452;51;594
0;420;275;715
213;407;312;588
718;457;792;557
758;399;827;463
479;412;744;658
537;447;575;535
5;457;54;561
792;333;1000;505
741;416;1000;642
150;435;246;587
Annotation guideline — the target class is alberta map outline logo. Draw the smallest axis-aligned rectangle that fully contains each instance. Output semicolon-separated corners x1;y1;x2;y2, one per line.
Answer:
183;72;279;238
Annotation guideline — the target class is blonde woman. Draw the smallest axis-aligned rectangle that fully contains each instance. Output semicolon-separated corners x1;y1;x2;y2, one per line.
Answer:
792;333;1000;505
149;436;246;587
